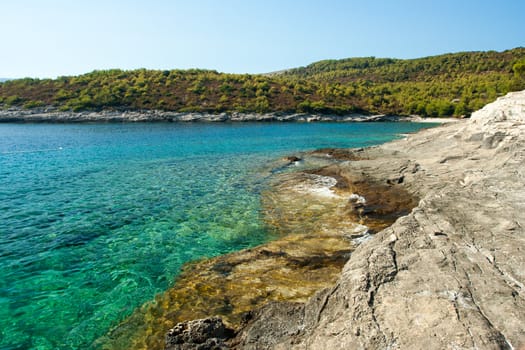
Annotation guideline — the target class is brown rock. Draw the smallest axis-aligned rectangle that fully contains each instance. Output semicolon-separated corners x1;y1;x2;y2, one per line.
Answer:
284;156;302;163
165;317;234;350
310;148;367;161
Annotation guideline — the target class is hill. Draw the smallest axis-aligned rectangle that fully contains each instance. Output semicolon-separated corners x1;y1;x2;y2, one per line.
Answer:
1;48;524;117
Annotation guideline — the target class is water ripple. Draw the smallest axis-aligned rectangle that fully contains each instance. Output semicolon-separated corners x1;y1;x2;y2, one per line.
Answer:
0;122;434;349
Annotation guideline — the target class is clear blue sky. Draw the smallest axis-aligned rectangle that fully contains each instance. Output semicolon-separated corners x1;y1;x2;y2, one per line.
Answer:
1;0;524;78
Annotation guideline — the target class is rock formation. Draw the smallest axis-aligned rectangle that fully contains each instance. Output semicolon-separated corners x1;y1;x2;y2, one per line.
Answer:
231;90;525;349
167;90;525;349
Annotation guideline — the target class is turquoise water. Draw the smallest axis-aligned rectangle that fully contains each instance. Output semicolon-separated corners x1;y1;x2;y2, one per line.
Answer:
0;122;434;349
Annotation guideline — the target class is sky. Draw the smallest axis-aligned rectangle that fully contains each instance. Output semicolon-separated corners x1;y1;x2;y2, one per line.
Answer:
1;0;524;78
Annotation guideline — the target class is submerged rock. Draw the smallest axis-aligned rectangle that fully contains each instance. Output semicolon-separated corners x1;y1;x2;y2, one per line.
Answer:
99;169;356;349
100;150;416;350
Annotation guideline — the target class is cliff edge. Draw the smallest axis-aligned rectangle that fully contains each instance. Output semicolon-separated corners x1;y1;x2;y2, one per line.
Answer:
167;91;525;349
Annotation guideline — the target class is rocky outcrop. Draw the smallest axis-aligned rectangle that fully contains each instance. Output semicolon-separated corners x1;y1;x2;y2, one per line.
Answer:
99;143;423;349
0;106;424;123
160;91;525;349
227;90;525;349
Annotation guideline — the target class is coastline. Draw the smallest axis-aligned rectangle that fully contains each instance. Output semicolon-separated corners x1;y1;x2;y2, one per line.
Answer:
162;91;525;349
98;150;418;349
0;106;459;123
0;122;435;350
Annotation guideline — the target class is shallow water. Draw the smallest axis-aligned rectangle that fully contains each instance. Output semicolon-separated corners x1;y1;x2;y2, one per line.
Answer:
0;122;434;349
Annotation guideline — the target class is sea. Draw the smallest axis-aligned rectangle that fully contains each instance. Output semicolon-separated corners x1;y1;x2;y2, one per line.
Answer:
0;121;435;349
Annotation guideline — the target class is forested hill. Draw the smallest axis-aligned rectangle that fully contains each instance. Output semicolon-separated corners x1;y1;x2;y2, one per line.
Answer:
282;49;524;83
1;48;524;117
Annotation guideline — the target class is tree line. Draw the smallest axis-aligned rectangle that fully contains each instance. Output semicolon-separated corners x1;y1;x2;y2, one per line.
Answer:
1;48;524;117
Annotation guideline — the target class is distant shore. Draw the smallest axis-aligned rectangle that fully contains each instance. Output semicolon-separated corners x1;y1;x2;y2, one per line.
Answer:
0;106;460;123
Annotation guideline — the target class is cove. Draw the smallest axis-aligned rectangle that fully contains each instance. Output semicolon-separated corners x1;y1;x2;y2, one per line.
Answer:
0;122;435;349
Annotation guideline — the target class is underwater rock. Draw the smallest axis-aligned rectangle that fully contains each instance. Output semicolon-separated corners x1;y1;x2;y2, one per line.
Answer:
101;150;418;349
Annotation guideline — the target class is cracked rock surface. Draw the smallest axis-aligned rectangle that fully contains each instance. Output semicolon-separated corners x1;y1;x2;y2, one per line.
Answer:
230;91;525;349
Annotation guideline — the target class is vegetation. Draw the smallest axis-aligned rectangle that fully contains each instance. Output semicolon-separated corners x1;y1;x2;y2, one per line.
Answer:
1;48;524;117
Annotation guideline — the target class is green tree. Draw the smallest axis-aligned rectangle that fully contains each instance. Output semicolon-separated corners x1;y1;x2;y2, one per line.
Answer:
5;95;23;106
513;59;525;80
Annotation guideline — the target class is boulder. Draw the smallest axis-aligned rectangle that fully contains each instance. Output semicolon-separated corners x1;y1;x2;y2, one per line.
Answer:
165;317;234;350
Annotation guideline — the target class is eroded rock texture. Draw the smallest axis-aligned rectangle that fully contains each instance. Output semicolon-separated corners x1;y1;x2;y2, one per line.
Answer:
231;91;525;349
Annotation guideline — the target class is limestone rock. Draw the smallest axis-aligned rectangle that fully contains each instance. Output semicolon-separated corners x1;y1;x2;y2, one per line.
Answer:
230;90;525;349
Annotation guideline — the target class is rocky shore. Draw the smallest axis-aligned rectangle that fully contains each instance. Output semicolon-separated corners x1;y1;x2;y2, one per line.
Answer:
98;151;418;349
0;106;435;123
164;90;525;349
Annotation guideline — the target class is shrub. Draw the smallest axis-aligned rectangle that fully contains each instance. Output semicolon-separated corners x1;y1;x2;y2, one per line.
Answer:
23;100;45;109
5;95;23;106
